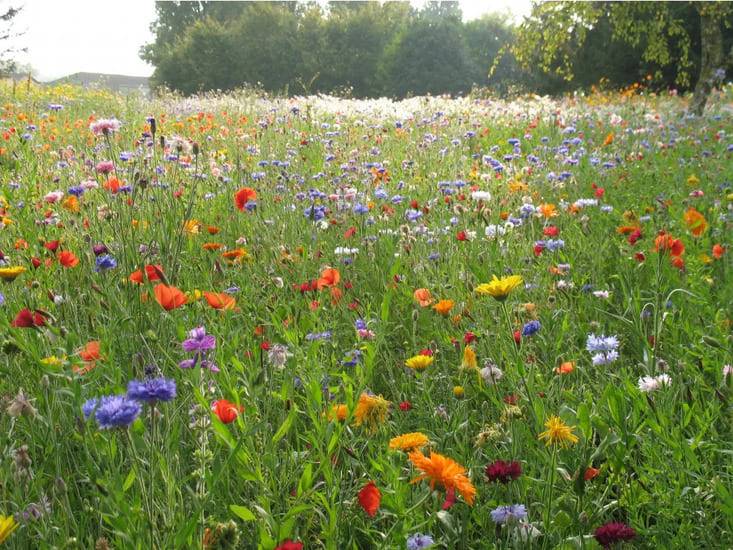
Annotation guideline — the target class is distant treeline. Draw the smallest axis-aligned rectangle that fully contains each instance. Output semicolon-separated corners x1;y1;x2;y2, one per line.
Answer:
140;1;731;98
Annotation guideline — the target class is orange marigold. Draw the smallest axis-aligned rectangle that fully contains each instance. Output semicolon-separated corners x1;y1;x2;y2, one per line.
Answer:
408;450;476;505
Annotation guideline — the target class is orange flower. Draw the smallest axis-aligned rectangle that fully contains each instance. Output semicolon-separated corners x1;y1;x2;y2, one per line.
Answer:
330;286;343;304
654;232;684;256
207;225;220;235
683;207;707;237
328;404;348;421
316;267;340;289
616;225;639;235
130;265;164;284
58;250;79;268
153;284;187;311
712;244;725;259
408;450;476;505
203;291;237;310
358;482;381;517
78;340;101;362
603;132;614;146
539;203;557;218
554;361;575;374
221;248;249;263
413;288;433;307
432;299;454;316
202;242;223;251
234;187;257;211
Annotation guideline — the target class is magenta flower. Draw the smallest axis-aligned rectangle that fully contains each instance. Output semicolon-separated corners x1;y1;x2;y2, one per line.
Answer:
90;118;121;136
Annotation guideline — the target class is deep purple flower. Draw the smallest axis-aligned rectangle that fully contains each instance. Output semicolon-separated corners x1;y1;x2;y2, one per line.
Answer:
182;326;216;352
127;378;177;403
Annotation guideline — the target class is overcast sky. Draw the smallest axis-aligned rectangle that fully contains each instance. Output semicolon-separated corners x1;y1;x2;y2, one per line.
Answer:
11;0;533;82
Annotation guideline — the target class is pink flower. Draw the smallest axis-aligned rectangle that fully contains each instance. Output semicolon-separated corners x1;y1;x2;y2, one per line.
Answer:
89;118;121;136
96;161;115;174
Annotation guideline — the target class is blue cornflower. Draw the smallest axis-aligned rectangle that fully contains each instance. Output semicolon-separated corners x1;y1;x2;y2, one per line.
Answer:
490;504;528;524
94;255;117;272
406;209;422;222
353;203;369;215
304;204;326;222
87;395;141;429
67;185;85;197
355;318;367;331
127;378;177;403
305;331;332;341
586;334;619;353
406;533;435;550
341;349;362;367
521;320;541;337
82;398;98;419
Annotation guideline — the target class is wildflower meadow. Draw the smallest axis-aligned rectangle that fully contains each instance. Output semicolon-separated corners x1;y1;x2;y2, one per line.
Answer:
0;82;732;549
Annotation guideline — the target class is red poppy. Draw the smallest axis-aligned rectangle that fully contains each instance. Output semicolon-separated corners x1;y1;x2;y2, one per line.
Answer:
399;401;412;411
203;291;237;310
11;308;47;328
211;399;243;424
543;225;559;237
58;250;79;268
712;244;725;259
234;187;257;211
584;466;600;481
274;541;303;550
31;257;41;269
463;331;477;344
357;481;381;517
316;267;340;290
456;230;467;242
344;226;357;239
44;240;60;252
153;284;187;311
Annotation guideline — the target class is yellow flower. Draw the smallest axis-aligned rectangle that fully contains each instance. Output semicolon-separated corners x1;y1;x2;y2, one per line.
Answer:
0;266;25;282
461;346;477;370
183;219;201;235
538;415;579;448
687;174;700;186
405;354;434;371
453;385;465;398
389;432;429;451
432;299;454;316
353;393;389;432
0;515;18;544
408;450;476;505
475;275;523;301
41;355;67;367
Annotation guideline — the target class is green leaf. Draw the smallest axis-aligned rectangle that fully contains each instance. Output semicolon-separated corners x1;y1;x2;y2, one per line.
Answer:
123;468;136;492
229;504;256;521
272;404;298;444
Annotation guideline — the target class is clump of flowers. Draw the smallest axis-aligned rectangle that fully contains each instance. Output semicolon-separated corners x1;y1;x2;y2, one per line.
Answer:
586;333;620;366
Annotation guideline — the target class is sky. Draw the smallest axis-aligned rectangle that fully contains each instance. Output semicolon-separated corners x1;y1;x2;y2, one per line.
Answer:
10;0;533;82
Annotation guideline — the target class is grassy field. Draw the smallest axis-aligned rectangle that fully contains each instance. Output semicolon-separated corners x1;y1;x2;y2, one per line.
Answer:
0;82;732;549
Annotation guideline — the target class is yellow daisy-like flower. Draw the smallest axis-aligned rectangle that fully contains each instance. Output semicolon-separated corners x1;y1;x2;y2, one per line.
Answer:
0;514;18;544
389;432;429;451
353;393;390;432
432;299;454;316
0;266;25;282
405;354;434;371
475;275;523;301
538;415;579;448
183;219;201;235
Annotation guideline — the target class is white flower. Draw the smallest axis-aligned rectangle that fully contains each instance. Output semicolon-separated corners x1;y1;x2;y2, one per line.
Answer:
480;364;503;384
334;247;359;255
267;344;292;369
592;290;611;299
638;374;672;393
471;191;492;201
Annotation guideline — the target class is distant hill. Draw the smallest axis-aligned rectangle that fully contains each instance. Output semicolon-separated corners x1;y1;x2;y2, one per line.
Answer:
46;72;150;95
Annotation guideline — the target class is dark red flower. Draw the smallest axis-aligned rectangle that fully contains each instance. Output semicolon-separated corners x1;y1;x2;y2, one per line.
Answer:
503;394;519;405
419;348;433;356
260;341;271;351
44;240;60;252
11;308;47;328
441;486;456;510
399;401;411;411
513;330;521;345
463;331;477;344
456;230;467;241
485;460;522;483
628;229;642;245
594;522;636;547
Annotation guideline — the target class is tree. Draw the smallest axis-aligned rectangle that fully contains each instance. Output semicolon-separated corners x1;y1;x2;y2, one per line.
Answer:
0;3;24;75
513;1;733;114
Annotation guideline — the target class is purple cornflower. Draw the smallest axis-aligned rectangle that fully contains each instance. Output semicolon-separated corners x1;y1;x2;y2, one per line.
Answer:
85;395;141;429
95;160;115;174
127;378;177;403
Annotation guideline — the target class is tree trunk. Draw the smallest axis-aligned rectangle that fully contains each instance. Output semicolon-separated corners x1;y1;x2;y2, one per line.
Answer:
690;11;724;116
